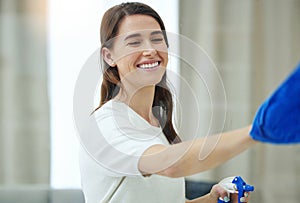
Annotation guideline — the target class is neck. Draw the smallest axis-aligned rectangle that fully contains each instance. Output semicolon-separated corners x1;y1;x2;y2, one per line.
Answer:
117;85;157;124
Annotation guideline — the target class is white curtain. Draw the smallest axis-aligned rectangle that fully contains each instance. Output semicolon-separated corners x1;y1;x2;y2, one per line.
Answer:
179;0;300;202
0;0;49;185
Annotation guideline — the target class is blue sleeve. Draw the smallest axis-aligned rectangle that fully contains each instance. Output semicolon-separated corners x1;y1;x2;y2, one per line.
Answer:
250;62;300;144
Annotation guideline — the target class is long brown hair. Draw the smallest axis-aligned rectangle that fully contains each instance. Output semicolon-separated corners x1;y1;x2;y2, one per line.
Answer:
97;2;180;144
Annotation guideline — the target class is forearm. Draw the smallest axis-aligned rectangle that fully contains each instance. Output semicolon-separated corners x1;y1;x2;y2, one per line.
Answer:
139;125;257;177
162;125;256;177
188;126;255;174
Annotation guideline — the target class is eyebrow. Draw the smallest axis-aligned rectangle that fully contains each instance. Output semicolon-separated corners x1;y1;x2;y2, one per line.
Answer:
124;31;164;41
150;31;164;36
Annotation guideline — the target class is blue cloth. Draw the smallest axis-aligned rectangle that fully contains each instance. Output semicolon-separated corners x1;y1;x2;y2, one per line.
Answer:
250;63;300;144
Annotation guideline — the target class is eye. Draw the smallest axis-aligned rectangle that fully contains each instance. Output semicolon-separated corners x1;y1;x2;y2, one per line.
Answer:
151;38;164;43
127;41;141;46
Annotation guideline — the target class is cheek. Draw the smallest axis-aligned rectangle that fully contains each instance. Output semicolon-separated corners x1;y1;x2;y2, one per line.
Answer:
160;52;168;67
116;56;138;77
165;54;169;64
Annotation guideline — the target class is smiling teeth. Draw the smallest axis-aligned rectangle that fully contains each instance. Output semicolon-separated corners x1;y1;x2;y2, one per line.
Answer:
139;62;159;69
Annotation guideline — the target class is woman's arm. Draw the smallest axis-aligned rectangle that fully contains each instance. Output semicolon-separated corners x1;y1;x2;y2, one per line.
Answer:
139;125;257;177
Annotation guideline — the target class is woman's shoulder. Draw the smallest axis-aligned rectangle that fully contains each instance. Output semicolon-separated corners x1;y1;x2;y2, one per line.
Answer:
92;100;129;122
94;100;126;113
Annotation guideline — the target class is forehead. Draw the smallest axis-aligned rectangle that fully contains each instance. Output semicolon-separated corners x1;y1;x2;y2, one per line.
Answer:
117;14;162;36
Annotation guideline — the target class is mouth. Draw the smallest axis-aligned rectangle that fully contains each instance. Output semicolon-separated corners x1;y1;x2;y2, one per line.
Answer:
137;61;161;71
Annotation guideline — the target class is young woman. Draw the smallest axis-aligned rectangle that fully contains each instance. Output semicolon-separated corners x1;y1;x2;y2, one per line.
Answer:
79;2;256;202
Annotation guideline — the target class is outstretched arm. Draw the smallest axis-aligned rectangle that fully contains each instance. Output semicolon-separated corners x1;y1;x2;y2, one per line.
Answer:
139;125;257;177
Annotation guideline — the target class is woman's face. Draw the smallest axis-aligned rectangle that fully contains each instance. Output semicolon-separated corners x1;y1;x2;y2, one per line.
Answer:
107;14;168;90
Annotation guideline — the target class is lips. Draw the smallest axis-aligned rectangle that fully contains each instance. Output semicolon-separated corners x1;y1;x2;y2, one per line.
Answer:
137;61;161;70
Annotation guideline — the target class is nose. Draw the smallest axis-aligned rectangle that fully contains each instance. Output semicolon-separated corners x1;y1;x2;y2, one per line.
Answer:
142;41;157;56
142;48;157;57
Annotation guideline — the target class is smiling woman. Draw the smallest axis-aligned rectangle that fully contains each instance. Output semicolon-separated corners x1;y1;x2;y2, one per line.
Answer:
49;0;179;189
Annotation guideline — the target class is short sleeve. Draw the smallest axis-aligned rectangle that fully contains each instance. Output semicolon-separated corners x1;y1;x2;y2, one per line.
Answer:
78;101;167;177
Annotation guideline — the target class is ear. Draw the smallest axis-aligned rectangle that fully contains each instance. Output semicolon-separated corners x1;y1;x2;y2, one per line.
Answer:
101;47;116;67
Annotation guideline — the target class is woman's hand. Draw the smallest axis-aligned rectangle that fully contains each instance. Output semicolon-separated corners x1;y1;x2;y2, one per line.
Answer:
210;184;251;203
186;183;251;203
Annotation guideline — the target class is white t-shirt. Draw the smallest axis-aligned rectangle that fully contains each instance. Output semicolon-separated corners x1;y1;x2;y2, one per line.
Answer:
79;100;185;203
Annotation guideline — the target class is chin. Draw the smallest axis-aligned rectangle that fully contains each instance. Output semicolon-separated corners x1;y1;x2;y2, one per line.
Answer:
134;77;163;89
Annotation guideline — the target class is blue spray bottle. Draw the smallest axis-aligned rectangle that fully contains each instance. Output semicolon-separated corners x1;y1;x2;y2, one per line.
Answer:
218;176;254;203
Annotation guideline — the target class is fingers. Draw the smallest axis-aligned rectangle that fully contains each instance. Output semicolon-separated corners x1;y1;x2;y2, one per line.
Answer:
210;184;251;203
210;184;230;202
231;192;251;203
240;192;251;202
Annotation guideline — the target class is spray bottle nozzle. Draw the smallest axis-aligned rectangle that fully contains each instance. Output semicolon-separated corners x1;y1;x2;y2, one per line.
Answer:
218;176;254;203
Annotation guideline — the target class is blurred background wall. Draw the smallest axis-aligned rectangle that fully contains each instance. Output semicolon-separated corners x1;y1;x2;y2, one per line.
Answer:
0;0;54;202
0;0;300;203
0;0;49;185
